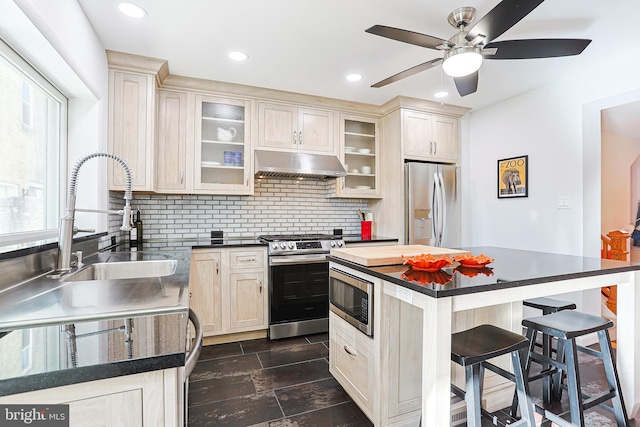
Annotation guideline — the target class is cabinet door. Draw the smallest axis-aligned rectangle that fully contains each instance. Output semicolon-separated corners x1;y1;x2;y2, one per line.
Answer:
190;251;223;336
432;115;458;162
298;107;334;153
329;312;375;417
156;90;188;192
258;102;297;150
402;110;432;159
194;95;252;194
108;70;155;191
228;271;266;332
336;114;381;198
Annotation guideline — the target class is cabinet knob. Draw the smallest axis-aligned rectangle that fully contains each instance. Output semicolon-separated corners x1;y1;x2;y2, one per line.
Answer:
299;131;302;145
293;131;297;145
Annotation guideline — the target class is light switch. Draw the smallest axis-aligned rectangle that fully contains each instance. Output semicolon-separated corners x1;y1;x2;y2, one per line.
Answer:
557;196;571;209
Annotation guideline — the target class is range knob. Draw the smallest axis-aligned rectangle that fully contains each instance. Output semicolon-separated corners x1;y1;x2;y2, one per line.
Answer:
337;241;343;247
330;241;336;247
280;243;286;249
271;243;278;250
287;242;295;249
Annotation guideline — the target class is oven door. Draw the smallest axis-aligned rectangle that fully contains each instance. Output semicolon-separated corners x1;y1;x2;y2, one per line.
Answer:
269;254;329;325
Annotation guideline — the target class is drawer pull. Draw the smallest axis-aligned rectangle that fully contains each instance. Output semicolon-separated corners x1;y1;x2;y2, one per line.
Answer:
343;345;357;357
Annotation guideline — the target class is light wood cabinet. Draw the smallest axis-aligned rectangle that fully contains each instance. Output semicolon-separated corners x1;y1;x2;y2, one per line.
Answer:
402;109;458;163
329;311;376;419
258;102;335;153
0;368;181;427
155;89;190;192
108;70;156;191
194;95;253;194
189;251;223;336
335;114;381;198
190;247;267;338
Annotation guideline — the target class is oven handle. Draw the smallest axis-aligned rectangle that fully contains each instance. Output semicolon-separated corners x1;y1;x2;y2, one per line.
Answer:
269;254;328;265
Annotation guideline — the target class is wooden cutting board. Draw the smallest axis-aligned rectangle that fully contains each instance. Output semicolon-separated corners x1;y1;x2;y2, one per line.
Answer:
330;244;469;267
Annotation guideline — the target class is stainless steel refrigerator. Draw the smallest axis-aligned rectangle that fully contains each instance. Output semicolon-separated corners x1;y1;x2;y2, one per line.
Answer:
405;162;461;247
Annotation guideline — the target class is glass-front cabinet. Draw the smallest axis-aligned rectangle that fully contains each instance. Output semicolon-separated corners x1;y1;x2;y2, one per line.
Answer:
194;95;252;194
336;114;381;198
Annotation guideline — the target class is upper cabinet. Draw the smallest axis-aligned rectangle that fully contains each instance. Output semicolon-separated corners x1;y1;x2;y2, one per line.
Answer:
194;95;253;194
402;109;459;163
258;102;336;154
335;114;381;198
155;89;190;193
107;51;168;192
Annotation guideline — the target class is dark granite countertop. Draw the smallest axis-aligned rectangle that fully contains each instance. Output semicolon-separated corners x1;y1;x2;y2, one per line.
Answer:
137;235;398;251
0;311;187;397
328;246;640;298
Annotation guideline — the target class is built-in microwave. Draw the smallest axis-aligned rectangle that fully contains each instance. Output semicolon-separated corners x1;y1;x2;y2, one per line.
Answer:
329;268;373;337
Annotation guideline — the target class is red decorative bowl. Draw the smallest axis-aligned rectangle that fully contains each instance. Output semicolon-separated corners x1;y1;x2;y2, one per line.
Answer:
402;254;453;273
454;254;494;269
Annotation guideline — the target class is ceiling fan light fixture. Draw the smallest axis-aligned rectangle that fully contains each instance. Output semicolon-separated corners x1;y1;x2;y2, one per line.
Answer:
228;51;249;61
442;47;483;77
117;2;147;19
434;91;448;98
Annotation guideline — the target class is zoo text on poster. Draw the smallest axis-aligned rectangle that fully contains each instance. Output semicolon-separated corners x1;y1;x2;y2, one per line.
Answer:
497;155;528;198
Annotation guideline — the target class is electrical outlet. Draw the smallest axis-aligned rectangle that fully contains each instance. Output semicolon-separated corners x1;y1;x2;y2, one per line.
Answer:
396;286;413;304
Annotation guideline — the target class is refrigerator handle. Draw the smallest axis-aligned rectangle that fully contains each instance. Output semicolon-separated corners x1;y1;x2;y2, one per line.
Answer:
438;172;447;247
432;172;438;245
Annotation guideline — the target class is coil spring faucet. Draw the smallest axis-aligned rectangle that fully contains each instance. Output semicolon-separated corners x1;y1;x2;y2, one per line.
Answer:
56;152;133;273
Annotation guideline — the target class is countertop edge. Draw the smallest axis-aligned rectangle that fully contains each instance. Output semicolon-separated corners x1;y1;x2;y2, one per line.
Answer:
0;353;185;397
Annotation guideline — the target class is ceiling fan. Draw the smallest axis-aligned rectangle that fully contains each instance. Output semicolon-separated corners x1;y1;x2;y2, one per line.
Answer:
366;0;591;97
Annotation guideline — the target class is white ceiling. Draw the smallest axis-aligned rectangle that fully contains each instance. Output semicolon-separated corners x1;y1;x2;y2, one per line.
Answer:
78;0;638;126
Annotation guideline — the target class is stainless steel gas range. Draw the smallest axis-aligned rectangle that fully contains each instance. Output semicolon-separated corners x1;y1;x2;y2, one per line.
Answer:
258;234;345;340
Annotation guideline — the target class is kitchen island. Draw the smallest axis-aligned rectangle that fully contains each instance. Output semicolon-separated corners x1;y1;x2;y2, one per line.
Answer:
328;246;640;426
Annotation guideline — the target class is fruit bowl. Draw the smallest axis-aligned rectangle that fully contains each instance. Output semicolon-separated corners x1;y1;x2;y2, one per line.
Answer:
402;253;453;272
453;254;494;269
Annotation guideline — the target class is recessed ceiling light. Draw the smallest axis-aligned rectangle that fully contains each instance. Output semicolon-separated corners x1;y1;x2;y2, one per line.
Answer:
228;51;248;61
118;2;147;19
346;74;362;82
434;91;449;98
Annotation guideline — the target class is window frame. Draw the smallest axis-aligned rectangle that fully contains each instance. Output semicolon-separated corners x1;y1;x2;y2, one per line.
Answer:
0;38;68;247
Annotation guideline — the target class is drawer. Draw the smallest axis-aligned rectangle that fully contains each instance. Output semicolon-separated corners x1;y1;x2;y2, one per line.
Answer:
329;312;375;417
229;250;265;270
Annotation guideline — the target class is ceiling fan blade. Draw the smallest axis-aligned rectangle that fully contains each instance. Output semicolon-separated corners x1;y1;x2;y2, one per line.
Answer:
371;58;443;88
454;72;478;97
366;25;453;50
466;0;545;45
484;39;592;59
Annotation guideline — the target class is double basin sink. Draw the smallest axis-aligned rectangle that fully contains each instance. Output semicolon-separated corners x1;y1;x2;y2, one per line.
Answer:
0;251;190;332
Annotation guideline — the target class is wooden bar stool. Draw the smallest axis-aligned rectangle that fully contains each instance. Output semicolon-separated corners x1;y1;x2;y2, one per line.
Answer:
521;310;629;427
450;324;536;427
523;297;576;402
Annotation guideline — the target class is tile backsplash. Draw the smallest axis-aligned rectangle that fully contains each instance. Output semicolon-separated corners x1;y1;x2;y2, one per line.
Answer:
108;179;369;241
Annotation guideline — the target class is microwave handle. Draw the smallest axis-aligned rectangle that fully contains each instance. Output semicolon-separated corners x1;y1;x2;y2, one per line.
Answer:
329;268;372;294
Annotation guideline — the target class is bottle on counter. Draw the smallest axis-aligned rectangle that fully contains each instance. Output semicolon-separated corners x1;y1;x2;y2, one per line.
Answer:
129;210;143;251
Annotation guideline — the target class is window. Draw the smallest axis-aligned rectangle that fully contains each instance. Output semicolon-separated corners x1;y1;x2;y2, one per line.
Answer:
0;38;66;247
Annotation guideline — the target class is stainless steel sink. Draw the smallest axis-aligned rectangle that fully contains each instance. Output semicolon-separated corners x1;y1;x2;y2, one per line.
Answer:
64;259;178;282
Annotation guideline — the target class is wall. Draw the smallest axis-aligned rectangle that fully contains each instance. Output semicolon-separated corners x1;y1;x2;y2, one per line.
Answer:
462;18;640;318
109;179;369;241
601;131;639;235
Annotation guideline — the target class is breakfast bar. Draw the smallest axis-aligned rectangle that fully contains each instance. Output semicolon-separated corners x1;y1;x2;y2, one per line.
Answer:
328;246;640;426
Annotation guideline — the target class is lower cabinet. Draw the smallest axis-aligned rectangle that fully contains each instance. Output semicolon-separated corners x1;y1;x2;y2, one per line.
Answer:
329;312;376;419
0;368;182;427
190;247;267;338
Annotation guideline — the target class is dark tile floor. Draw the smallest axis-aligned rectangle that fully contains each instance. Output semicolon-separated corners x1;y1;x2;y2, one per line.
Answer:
187;332;373;426
187;333;638;426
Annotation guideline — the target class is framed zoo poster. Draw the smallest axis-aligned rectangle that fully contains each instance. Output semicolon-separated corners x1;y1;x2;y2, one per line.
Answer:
498;155;528;198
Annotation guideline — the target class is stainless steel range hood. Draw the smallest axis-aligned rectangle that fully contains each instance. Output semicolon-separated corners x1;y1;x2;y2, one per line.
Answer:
255;150;346;180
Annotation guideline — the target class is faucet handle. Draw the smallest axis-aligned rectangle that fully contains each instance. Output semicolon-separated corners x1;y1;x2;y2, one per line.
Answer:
73;251;84;268
72;226;96;235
